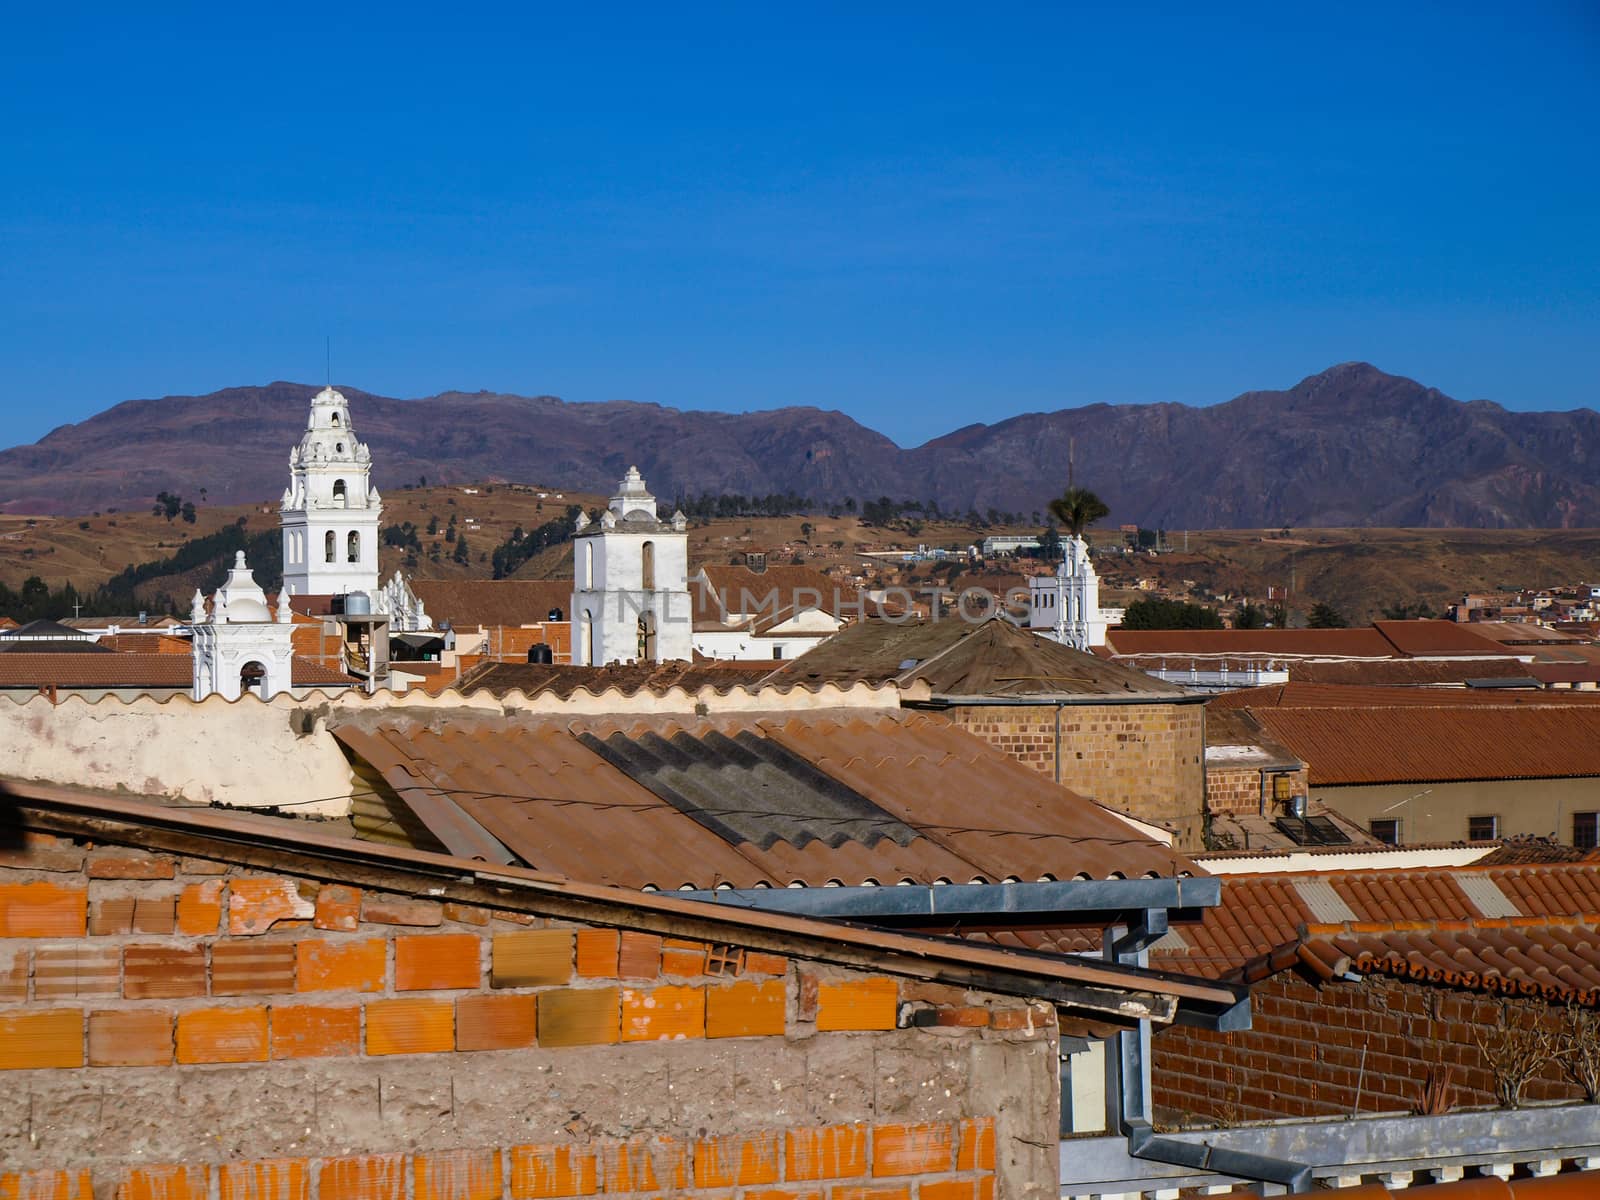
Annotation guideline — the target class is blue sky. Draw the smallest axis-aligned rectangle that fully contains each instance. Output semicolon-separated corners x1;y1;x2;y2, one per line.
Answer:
1;2;1596;448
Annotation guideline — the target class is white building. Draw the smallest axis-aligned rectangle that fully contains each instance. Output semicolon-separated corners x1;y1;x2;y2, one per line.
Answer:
280;387;383;598
1030;536;1109;650
191;553;296;701
570;467;692;665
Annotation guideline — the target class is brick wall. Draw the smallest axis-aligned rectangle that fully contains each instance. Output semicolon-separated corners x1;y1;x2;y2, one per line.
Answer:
1153;971;1587;1124
0;836;1058;1200
950;703;1205;848
1203;765;1308;817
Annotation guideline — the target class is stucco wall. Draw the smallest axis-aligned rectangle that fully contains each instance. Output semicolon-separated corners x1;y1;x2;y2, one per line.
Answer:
1311;777;1600;845
949;702;1205;848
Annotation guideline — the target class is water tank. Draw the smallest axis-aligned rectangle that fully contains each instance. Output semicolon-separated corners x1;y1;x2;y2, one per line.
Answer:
528;643;555;664
343;592;372;616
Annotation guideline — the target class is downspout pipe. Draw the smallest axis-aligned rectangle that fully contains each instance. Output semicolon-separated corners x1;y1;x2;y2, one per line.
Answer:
1104;911;1315;1193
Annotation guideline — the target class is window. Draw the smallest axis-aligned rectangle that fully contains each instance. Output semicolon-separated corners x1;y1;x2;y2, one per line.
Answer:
641;541;655;590
772;646;784;660
1468;815;1500;841
324;530;336;563
331;412;340;426
239;660;267;699
347;530;360;563
1575;812;1599;850
333;479;347;505
1370;819;1401;845
582;542;594;589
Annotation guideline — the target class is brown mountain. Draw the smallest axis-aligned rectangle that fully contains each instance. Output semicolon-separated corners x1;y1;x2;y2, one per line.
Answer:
3;363;1597;527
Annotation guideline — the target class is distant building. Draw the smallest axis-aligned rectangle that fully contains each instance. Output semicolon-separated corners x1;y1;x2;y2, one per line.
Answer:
279;387;383;598
1029;535;1108;650
190;552;296;701
980;534;1040;556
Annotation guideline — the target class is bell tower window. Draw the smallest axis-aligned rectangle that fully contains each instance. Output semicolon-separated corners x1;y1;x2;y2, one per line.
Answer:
347;531;360;563
333;479;347;506
325;531;336;563
641;541;656;590
331;412;340;426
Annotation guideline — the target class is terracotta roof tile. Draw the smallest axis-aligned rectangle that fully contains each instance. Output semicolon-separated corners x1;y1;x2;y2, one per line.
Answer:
0;652;354;689
454;660;774;698
411;580;572;629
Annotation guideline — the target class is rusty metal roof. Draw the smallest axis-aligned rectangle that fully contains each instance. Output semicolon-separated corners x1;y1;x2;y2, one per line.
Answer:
412;579;573;628
1108;620;1516;660
329;708;1196;888
0;652;356;689
1210;682;1600;709
454;659;776;698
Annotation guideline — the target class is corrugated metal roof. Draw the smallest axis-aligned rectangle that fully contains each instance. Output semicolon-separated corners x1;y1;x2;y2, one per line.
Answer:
1250;705;1600;784
0;653;355;689
1454;873;1520;918
1290;878;1357;923
412;579;573;628
455;660;775;698
329;708;1196;888
1211;682;1600;709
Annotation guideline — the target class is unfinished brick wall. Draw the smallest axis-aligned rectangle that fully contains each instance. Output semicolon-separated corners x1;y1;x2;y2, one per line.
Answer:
1152;971;1587;1124
0;835;1058;1200
950;703;1204;847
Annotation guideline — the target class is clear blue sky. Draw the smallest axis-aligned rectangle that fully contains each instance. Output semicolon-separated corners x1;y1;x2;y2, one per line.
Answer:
2;2;1596;448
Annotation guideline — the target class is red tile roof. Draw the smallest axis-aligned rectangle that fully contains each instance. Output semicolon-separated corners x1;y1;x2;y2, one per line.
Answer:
1292;915;1600;1003
1210;682;1600;709
1107;620;1520;661
411;580;572;629
0;652;355;689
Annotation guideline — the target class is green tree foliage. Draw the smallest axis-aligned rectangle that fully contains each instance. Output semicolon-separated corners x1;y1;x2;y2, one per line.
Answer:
677;492;814;521
490;506;582;579
1048;486;1110;538
180;501;197;525
153;491;183;522
1037;526;1063;562
1120;596;1225;630
1307;602;1348;628
453;535;470;564
1234;601;1269;629
382;523;422;551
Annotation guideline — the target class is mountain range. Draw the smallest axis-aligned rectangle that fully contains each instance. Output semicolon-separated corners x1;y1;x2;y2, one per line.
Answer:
4;362;1598;528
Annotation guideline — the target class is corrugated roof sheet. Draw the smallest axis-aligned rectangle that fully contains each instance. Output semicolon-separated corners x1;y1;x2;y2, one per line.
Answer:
329;708;1196;888
455;660;775;698
0;652;355;689
1248;705;1600;784
1290;658;1538;686
1211;682;1600;709
767;615;1188;699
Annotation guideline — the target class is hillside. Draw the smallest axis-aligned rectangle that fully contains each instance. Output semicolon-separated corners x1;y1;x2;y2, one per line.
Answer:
4;363;1598;527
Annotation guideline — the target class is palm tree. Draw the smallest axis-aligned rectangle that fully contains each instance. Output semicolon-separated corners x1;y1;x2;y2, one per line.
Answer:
1048;486;1110;539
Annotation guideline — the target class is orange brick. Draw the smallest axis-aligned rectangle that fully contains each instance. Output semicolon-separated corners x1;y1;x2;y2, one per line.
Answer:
124;944;206;999
956;1118;994;1171
786;1125;868;1181
492;930;572;988
116;1165;208;1200
660;937;705;977
599;1139;684;1193
919;1182;977;1200
89;1008;173;1066
871;1124;954;1177
180;857;230;875
694;1132;781;1188
319;1155;404;1200
362;897;442;926
537;987;619;1047
817;978;897;1032
746;1192;822;1200
271;1004;361;1058
88;851;175;879
933;1007;990;1028
176;880;224;935
508;1145;597;1199
415;1149;502;1200
34;943;119;999
575;929;619;977
621;984;704;1042
706;979;786;1039
444;902;492;927
616;931;661;978
396;933;482;990
457;993;538;1051
314;885;362;932
0;1008;83;1069
366;997;453;1055
218;1160;309;1200
0;1170;92;1200
0;882;86;937
296;937;386;992
987;1009;1035;1032
213;940;296;994
745;951;789;976
177;1006;269;1063
229;877;314;935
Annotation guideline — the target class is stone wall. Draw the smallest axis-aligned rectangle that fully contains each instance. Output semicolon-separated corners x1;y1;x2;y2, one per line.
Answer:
1153;971;1587;1125
1204;765;1309;817
0;835;1059;1200
950;702;1205;848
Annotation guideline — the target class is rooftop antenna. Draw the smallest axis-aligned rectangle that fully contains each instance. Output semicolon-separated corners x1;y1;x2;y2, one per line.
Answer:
325;336;331;387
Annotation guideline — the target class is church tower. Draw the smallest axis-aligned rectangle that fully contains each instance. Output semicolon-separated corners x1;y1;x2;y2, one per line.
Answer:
1029;535;1108;650
570;467;691;665
191;552;296;701
280;387;383;598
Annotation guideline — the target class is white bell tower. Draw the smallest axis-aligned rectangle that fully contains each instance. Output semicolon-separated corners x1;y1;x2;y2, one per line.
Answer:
1030;536;1108;650
570;467;691;665
192;553;297;701
280;387;383;598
